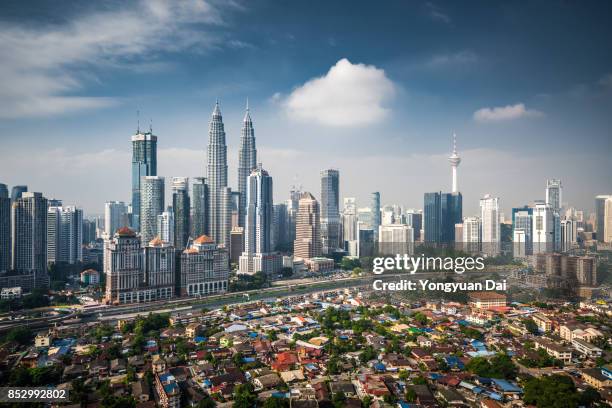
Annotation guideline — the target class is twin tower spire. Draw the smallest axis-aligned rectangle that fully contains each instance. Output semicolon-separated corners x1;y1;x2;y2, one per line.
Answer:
205;100;257;248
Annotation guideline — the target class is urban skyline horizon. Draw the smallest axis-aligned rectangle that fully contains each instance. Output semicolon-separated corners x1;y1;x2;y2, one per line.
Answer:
1;99;608;221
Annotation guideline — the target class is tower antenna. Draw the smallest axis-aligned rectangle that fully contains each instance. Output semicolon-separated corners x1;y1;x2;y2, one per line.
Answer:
149;118;153;133
137;110;140;133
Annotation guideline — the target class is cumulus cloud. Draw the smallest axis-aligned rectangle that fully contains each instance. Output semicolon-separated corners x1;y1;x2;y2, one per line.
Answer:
282;58;396;127
473;103;544;123
0;0;227;119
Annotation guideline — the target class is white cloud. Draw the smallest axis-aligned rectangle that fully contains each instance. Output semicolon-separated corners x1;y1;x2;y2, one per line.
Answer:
0;0;226;119
281;58;396;127
425;51;479;68
473;103;544;123
424;2;451;24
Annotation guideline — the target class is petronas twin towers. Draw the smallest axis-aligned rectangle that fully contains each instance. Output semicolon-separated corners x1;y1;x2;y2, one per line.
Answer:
206;101;257;250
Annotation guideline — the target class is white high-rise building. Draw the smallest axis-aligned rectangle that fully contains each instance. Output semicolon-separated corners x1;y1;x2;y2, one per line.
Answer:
512;207;533;257
47;205;83;265
480;194;500;256
560;219;577;252
378;224;414;256
533;201;555;254
342;197;358;242
448;133;461;194
462;216;481;253
157;211;174;245
546;179;562;212
104;201;128;238
604;197;612;243
239;165;281;275
140;176;165;245
595;195;612;242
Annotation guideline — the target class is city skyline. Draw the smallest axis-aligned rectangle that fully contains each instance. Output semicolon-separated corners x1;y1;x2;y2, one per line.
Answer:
0;0;611;217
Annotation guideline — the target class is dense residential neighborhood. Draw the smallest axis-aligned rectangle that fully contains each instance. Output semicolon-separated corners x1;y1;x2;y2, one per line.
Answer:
0;288;610;408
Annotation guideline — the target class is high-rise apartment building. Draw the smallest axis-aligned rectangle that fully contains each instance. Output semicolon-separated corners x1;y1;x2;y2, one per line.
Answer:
48;206;83;264
293;192;321;260
272;203;288;251
11;192;49;289
0;184;10;272
595;195;612;242
172;177;190;250
462;216;481;253
104;201;129;238
157;211;174;246
180;235;229;296
191;177;209;238
131;129;157;231
320;169;341;254
140;176;165;245
480;194;500;256
206;102;231;250
237;103;257;228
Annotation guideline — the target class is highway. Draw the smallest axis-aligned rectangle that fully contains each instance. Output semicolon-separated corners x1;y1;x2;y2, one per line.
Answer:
0;268;508;333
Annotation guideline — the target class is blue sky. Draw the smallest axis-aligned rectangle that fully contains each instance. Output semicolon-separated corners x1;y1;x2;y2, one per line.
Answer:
0;0;611;216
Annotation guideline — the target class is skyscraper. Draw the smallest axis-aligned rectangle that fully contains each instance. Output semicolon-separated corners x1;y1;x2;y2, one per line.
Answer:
140;176;165;244
480;194;500;256
47;206;83;264
546;179;562;212
294;192;321;260
172;177;190;249
533;201;555;254
448;133;461;193
595;195;612;242
131;128;157;231
11;192;48;289
424;192;462;244
237;102;257;228
320;169;341;254
512;206;533;257
206;102;231;250
10;185;27;201
239;165;280;275
191;177;209;238
157;210;174;245
0;184;10;272
104;201;128;237
560;219;576;252
104;227;143;304
378;224;414;256
604;197;612;243
285;186;302;247
342;197;358;249
272;203;288;251
404;209;423;241
371;192;381;237
462;216;481;253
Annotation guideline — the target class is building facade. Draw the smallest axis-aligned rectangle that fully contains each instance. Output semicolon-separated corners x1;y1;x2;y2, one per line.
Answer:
140;176;165;245
237;104;257;229
191;177;209;239
480;194;500;256
180;235;229;296
294;192;322;260
131;130;157;231
172;177;190;250
320;169;341;255
0;184;10;272
104;201;128;238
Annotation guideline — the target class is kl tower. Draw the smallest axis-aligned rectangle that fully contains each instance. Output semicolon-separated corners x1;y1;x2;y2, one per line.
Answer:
448;132;461;193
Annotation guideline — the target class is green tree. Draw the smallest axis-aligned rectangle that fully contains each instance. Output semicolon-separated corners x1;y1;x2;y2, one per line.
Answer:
197;395;217;408
523;375;581;408
332;391;347;408
5;326;33;344
263;398;289;408
232;383;257;408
